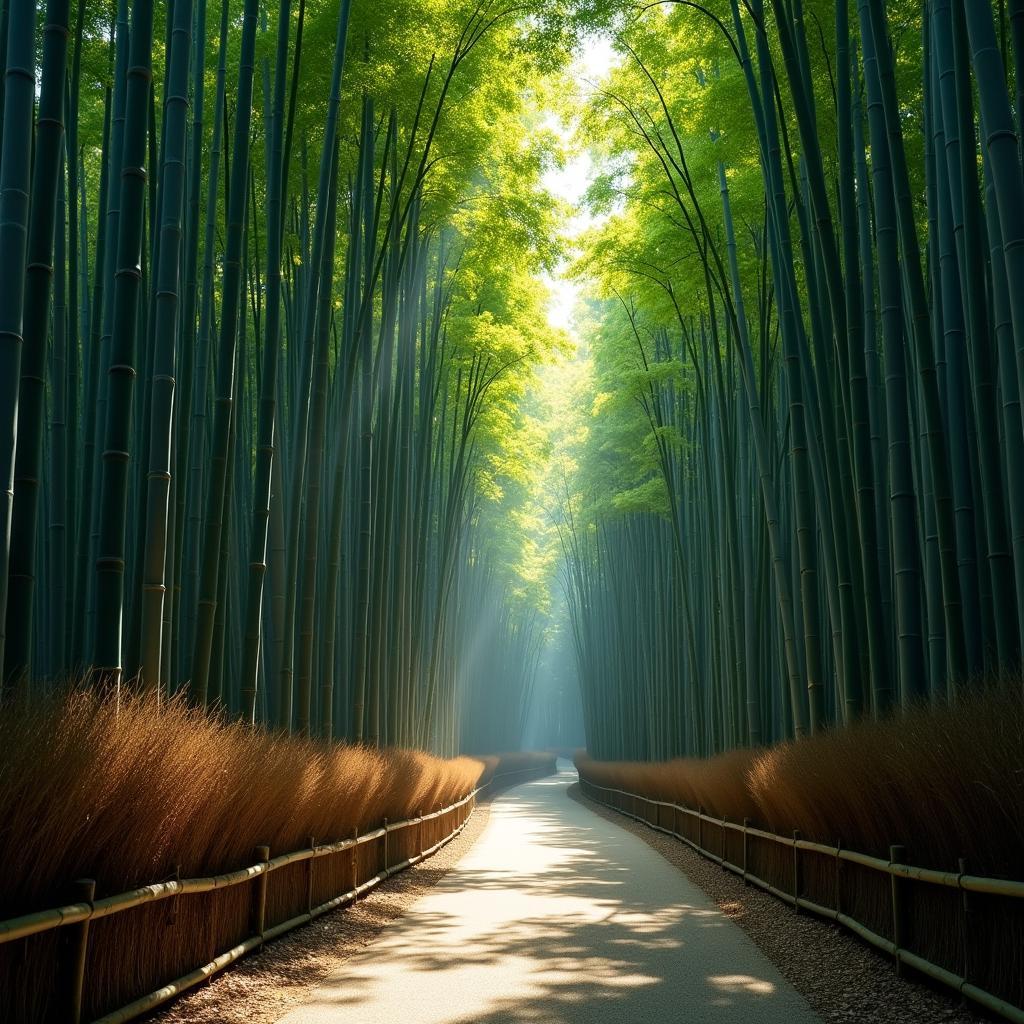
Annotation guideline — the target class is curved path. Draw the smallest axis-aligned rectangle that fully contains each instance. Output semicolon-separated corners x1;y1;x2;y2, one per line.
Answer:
275;765;821;1024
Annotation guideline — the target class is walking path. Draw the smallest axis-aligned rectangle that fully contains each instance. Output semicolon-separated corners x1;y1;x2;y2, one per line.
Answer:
274;765;821;1024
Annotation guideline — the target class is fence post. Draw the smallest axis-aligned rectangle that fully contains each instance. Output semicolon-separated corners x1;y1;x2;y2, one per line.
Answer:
890;844;907;974
721;818;728;868
792;831;802;912
419;810;423;858
167;865;181;926
306;837;315;914
351;827;358;893
253;846;270;943
383;819;389;873
62;878;95;1024
697;807;704;852
742;819;750;884
959;857;970;987
835;841;843;917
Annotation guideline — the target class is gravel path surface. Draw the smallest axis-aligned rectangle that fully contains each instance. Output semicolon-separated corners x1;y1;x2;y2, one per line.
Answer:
151;800;495;1024
569;785;990;1024
274;767;821;1024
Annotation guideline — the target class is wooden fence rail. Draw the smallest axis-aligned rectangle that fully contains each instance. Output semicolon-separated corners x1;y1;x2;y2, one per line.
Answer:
0;764;551;1024
577;777;1024;1024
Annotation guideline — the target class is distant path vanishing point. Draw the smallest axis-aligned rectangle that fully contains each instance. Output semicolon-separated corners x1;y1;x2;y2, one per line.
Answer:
274;764;821;1024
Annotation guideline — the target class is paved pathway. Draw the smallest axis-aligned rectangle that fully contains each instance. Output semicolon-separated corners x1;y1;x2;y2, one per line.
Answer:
275;765;821;1024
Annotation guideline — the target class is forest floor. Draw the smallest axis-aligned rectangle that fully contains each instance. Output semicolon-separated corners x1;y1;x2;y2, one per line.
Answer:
270;767;820;1024
570;787;990;1024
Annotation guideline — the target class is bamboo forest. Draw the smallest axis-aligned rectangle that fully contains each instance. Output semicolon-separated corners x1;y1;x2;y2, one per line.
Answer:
1;0;1024;1021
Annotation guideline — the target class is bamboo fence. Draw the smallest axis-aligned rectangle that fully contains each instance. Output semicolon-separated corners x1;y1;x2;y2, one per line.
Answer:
0;764;551;1023
578;777;1024;1023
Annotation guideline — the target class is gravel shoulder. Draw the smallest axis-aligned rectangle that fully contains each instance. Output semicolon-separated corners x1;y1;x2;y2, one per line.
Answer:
274;768;821;1024
151;801;494;1024
568;784;989;1024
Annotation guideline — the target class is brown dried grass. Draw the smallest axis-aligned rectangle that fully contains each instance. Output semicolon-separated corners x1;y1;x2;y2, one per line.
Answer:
0;690;554;1021
575;689;1024;1011
0;690;487;916
576;688;1024;877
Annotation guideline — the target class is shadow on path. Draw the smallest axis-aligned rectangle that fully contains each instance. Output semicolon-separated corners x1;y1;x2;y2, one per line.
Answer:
275;768;821;1024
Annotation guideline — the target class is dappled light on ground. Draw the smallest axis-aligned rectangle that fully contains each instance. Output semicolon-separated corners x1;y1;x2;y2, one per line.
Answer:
276;769;818;1024
708;975;777;996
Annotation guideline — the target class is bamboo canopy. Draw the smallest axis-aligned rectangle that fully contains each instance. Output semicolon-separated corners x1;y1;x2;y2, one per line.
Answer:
0;0;602;754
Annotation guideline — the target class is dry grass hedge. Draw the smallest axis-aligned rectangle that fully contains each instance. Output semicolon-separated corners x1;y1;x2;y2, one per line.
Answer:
575;687;1024;876
0;691;554;1021
575;687;1024;1011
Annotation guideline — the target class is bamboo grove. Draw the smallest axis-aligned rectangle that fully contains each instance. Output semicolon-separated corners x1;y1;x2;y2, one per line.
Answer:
562;0;1024;759
0;0;604;752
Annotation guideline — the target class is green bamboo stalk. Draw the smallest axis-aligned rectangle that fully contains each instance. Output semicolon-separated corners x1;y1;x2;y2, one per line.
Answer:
138;0;195;694
180;0;228;680
964;0;1024;376
0;0;38;684
72;12;117;668
189;0;259;703
3;0;71;685
858;0;926;704
92;0;156;681
49;153;70;677
238;0;296;722
295;138;341;735
864;0;967;689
